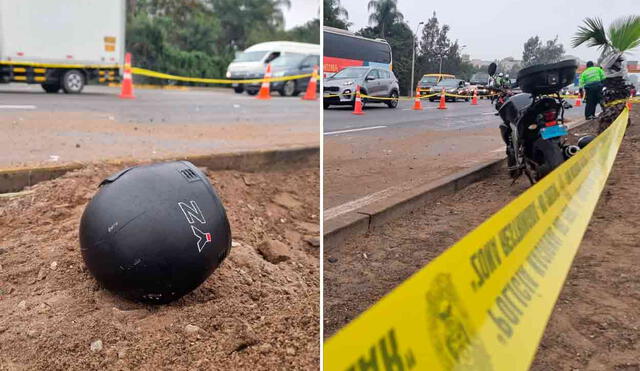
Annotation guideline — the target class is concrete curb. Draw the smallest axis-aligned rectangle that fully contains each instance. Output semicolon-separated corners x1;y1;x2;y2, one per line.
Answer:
323;118;591;250
0;145;318;194
0;163;84;194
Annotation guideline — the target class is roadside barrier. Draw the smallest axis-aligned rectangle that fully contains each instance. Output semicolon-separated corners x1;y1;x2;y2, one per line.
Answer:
302;65;319;100
437;88;447;109
352;85;364;115
119;53;135;99
412;87;423;110
130;67;311;85
324;108;630;371
257;63;272;100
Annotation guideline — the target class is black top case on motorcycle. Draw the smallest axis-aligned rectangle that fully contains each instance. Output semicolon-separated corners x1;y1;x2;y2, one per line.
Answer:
517;59;578;95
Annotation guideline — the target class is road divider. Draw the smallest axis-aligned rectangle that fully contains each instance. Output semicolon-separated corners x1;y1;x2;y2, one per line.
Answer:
324;108;629;371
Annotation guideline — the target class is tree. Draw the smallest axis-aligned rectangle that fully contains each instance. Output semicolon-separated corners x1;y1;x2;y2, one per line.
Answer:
323;0;351;29
209;0;291;50
125;0;316;86
366;0;404;38
573;16;640;129
521;36;565;67
416;12;472;78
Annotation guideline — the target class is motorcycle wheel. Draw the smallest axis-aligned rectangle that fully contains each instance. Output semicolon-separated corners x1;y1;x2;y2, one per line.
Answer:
532;138;564;181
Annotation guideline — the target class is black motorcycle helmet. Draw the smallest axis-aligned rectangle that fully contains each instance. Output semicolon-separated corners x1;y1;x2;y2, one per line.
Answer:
577;135;596;149
79;161;231;304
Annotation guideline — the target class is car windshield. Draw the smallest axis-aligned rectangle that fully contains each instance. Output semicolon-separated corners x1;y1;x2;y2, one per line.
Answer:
234;51;268;62
471;73;489;83
420;76;438;84
436;79;461;87
332;68;368;78
271;53;307;67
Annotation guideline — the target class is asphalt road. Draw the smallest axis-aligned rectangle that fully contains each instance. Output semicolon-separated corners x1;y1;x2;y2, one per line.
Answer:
0;84;319;126
0;84;319;168
323;98;586;219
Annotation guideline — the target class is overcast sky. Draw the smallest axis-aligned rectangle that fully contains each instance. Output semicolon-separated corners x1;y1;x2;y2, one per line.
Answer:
340;0;639;62
283;0;319;29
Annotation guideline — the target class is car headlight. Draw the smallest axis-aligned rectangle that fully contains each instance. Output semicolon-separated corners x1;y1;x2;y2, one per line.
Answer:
343;81;354;86
226;71;231;78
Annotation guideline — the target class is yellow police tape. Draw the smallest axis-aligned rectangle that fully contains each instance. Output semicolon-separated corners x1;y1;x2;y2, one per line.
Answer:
0;60;313;85
131;67;312;84
324;108;630;371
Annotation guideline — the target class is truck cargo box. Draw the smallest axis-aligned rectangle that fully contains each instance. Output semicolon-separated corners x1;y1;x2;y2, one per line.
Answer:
0;0;125;66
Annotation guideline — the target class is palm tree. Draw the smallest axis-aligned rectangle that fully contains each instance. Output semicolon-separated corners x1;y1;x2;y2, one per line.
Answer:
572;16;640;130
324;0;351;29
367;0;404;38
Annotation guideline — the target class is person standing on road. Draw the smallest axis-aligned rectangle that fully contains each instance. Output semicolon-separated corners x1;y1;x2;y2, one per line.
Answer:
579;61;605;120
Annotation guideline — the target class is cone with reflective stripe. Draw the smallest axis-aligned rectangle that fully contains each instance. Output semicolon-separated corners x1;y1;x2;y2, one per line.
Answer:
119;52;135;99
302;65;318;100
412;87;423;110
437;88;447;109
471;88;478;105
575;96;582;107
352;85;364;115
257;63;272;100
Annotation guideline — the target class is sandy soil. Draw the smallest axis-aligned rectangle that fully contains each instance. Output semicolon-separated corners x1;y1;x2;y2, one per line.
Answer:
0;112;318;169
0;162;319;370
324;113;639;369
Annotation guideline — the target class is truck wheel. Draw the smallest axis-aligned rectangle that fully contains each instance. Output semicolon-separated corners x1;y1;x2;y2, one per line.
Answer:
233;86;244;94
62;69;85;94
41;83;60;94
246;89;258;96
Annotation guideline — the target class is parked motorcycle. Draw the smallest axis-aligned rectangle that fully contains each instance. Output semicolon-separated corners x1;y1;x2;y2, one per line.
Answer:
488;60;581;184
488;76;513;111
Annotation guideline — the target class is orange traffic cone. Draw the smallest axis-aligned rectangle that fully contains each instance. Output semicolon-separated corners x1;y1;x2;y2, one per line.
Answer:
352;85;364;115
471;88;478;105
257;63;272;100
437;88;447;110
119;52;135;99
412;87;423;110
575;92;582;107
302;65;318;100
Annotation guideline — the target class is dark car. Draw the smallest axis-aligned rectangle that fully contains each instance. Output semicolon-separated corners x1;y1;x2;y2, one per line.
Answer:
245;53;319;96
428;78;470;102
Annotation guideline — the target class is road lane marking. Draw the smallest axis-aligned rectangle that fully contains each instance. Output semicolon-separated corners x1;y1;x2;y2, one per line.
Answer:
482;112;496;115
324;186;399;220
490;147;504;153
324;125;387;135
0;105;36;109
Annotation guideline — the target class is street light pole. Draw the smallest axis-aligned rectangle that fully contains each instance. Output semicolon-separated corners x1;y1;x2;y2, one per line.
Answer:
410;21;424;97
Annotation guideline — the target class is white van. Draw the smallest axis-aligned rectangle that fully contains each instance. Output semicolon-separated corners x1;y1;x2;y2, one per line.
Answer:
226;41;320;94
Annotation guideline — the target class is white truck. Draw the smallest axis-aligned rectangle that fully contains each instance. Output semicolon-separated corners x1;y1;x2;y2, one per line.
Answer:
0;0;125;93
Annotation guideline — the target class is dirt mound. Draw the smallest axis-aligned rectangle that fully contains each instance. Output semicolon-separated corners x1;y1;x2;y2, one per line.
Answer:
0;162;319;370
324;113;639;368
